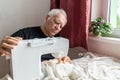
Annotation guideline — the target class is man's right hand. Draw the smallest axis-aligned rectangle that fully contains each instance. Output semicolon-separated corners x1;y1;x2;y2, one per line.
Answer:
0;36;22;56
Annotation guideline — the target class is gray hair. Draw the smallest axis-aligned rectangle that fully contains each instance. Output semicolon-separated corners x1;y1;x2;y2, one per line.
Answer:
48;9;67;19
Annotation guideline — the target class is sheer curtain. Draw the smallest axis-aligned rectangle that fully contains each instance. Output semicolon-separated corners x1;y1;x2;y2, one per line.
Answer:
50;0;91;50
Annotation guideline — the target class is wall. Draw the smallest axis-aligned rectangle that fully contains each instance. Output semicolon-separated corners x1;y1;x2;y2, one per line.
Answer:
91;0;108;20
88;36;120;59
0;0;50;41
91;0;102;20
0;0;50;78
101;0;109;21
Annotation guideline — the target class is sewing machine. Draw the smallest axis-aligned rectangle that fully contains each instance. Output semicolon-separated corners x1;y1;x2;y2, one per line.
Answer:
11;37;69;80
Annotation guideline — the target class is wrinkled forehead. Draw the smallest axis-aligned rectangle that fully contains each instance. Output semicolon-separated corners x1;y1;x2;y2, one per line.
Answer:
52;13;67;25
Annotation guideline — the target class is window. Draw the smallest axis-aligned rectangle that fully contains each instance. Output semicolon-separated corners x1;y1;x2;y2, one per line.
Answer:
109;0;120;38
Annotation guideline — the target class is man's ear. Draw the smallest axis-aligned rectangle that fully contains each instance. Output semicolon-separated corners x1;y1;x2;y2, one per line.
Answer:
46;15;50;20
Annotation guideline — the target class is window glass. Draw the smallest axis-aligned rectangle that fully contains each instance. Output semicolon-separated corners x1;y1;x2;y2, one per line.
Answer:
109;0;117;28
110;0;120;28
117;0;120;28
109;0;120;38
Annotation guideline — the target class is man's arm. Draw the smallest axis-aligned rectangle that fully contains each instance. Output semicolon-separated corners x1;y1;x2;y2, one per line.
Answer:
0;36;22;56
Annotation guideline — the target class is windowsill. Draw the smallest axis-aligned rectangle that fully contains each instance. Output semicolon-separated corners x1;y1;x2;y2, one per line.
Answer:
111;28;120;38
88;35;120;59
88;36;120;44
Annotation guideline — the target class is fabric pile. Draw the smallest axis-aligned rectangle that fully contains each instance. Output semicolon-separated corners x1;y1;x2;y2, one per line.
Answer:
0;52;120;80
41;52;120;80
87;57;120;80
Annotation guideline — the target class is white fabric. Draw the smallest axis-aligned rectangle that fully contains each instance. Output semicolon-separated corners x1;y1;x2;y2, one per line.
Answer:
87;57;120;80
1;52;120;80
41;61;74;80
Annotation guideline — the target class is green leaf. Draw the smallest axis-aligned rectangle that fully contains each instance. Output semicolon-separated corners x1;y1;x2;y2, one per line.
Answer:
89;17;112;36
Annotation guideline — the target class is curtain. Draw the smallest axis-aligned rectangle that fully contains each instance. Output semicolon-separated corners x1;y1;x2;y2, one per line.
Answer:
50;0;91;50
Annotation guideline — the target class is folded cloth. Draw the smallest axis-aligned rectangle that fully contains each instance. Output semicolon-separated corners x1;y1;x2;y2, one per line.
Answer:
88;57;120;80
1;55;120;80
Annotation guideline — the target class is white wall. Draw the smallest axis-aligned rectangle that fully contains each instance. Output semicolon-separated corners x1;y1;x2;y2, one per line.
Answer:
0;0;50;78
101;0;109;21
88;36;120;59
91;0;102;20
91;0;108;21
0;0;50;41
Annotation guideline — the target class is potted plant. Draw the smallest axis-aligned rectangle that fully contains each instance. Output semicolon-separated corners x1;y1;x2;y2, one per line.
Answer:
89;17;112;36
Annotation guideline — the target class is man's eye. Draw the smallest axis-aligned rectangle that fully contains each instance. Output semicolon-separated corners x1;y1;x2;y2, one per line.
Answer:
53;20;59;24
55;21;60;24
60;26;63;29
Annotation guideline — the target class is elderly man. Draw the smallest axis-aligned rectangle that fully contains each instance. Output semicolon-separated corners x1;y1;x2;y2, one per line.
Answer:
0;9;67;61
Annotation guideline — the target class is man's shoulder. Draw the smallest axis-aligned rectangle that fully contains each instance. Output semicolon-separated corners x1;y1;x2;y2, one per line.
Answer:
20;26;40;31
11;26;41;37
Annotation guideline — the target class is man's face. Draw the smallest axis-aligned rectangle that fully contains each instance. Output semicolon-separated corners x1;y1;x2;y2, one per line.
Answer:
45;13;67;36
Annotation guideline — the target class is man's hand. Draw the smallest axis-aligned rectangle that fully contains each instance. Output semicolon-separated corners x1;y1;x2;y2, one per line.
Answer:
0;36;22;56
59;56;72;64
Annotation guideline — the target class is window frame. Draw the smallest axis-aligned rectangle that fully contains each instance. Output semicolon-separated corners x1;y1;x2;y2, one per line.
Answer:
108;0;120;38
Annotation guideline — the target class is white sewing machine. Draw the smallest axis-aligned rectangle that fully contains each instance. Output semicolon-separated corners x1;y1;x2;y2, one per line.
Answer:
11;37;69;80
